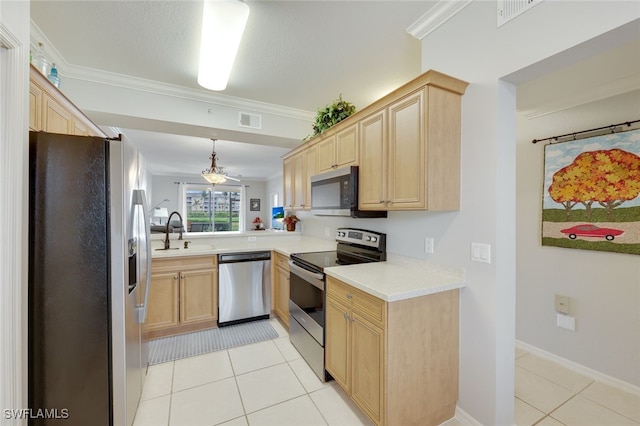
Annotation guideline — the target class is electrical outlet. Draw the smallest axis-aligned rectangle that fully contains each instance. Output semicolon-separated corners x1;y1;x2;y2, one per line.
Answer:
556;313;576;331
555;294;569;314
424;237;434;254
325;227;331;237
248;236;257;242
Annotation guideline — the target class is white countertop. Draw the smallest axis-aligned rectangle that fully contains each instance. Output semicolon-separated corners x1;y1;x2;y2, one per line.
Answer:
325;254;465;302
151;232;336;258
152;233;465;302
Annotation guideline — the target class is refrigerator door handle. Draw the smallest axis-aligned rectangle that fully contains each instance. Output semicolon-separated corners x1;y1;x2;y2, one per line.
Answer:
132;189;152;324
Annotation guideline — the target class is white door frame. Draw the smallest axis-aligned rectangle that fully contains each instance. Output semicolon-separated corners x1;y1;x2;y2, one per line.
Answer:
0;22;28;424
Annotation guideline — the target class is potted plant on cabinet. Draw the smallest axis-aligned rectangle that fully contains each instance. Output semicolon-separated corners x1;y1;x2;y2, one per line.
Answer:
252;217;264;231
283;214;299;232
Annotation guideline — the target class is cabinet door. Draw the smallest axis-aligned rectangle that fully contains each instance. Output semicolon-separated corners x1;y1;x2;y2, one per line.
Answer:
180;268;217;325
351;313;384;425
29;81;43;131
325;296;351;392
42;92;73;134
303;145;318;209
274;266;290;327
358;110;387;210
317;136;336;173
283;157;294;209
292;153;305;209
335;124;358;168
387;90;425;210
145;271;179;331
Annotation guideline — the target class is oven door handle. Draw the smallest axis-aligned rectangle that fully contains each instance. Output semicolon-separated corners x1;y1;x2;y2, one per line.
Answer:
288;260;325;290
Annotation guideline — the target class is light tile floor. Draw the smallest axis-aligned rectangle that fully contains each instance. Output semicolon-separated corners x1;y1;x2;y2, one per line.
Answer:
135;321;640;426
134;318;373;426
515;347;640;426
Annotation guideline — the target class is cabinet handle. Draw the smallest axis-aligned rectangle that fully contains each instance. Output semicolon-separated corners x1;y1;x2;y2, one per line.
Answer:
344;312;349;320
174;275;178;280
346;293;352;299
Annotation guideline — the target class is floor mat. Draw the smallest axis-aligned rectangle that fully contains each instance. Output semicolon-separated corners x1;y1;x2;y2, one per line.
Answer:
148;320;278;365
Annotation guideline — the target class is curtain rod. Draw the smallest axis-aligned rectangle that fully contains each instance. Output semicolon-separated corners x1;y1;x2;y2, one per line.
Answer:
532;119;640;144
173;181;246;188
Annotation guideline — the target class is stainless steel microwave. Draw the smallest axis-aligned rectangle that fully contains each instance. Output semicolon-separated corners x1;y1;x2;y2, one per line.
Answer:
310;166;387;218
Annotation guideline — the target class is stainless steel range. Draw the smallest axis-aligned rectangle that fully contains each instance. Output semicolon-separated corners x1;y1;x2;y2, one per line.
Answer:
288;228;386;381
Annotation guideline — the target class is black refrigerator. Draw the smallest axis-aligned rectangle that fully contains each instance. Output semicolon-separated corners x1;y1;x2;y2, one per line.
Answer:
28;132;151;425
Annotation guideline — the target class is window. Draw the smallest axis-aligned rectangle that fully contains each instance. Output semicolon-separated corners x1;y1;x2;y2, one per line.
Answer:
183;184;242;232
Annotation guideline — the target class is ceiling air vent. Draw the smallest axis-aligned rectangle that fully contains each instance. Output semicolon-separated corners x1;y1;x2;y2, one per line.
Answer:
239;112;262;130
497;0;544;27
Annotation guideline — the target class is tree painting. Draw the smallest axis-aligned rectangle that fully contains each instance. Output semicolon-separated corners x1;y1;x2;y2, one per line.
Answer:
548;149;640;221
542;128;640;255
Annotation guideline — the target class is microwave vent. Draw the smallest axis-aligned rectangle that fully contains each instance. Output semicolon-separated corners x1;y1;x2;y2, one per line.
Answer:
497;0;544;27
239;112;262;129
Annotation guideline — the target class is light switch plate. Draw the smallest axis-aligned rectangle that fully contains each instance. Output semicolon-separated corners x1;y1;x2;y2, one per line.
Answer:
471;243;491;263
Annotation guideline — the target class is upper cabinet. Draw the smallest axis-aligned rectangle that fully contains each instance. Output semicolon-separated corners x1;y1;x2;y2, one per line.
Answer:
317;123;359;173
29;65;105;137
283;69;468;212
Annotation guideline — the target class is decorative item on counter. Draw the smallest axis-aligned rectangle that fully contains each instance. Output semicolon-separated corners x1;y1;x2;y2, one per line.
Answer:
303;94;356;141
283;214;299;232
47;63;61;88
33;42;48;76
252;217;265;231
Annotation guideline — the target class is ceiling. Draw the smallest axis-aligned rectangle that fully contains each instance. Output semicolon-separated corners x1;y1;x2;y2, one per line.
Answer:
30;0;432;180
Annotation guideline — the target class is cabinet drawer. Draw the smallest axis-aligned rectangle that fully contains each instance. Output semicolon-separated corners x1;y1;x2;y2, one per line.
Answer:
273;251;290;272
152;255;217;273
327;276;386;328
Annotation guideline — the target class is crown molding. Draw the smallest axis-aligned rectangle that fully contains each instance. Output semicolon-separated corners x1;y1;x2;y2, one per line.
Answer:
407;0;473;40
30;21;314;123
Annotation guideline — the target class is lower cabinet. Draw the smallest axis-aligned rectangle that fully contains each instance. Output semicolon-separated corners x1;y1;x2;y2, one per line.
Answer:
325;276;459;426
144;255;218;339
272;251;290;328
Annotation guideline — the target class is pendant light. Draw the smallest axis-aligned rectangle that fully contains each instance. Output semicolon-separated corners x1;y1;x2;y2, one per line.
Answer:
197;0;250;91
201;139;228;184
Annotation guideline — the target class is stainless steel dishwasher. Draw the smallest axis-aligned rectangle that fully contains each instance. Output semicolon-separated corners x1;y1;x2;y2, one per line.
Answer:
218;251;271;326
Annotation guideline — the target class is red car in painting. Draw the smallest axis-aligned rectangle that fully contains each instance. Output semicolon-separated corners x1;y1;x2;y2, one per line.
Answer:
560;224;624;241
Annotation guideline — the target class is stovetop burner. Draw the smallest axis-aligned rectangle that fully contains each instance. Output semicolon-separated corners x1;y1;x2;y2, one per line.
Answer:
290;228;386;272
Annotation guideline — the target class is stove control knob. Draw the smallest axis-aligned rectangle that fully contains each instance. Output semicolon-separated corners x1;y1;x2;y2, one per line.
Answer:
370;236;377;243
365;236;372;241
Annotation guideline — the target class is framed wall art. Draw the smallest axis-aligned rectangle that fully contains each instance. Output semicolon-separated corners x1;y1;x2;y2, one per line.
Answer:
542;128;640;255
250;198;260;211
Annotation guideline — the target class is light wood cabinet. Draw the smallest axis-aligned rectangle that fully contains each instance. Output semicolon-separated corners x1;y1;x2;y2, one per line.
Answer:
29;65;105;137
145;256;218;339
282;69;467;213
325;276;459;426
283;152;305;209
317;123;359;173
272;251;290;328
359;83;464;211
283;145;317;211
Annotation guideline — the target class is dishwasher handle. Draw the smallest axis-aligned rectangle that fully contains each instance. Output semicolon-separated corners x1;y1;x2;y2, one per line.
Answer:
218;251;271;263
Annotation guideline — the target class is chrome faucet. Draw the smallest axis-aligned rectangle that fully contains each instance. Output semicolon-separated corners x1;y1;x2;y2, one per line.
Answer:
164;211;184;250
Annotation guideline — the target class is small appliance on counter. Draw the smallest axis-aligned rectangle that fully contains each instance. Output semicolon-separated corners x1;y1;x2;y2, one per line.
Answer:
288;228;386;381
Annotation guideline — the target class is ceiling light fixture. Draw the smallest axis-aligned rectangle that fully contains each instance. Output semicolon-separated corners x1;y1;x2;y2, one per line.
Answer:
197;0;250;91
201;139;228;184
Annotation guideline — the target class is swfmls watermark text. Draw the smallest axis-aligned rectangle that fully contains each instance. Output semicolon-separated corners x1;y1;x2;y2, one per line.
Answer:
3;408;69;420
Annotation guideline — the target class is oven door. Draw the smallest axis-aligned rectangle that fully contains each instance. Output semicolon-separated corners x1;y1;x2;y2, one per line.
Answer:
288;260;325;345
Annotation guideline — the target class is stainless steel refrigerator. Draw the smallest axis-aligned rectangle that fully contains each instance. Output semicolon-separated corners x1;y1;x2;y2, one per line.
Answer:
28;132;151;426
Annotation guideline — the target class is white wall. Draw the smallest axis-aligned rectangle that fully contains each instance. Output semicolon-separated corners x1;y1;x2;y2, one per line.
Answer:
0;0;30;416
517;90;640;386
298;2;639;424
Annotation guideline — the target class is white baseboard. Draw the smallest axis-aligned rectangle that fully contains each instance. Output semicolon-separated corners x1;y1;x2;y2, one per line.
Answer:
449;406;484;426
516;340;640;396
